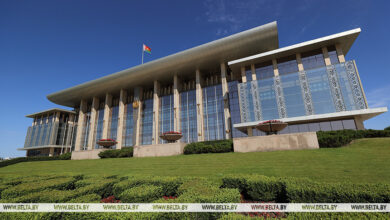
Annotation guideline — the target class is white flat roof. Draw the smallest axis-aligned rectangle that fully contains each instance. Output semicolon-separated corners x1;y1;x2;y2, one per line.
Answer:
17;145;72;151
233;107;387;130
228;28;361;67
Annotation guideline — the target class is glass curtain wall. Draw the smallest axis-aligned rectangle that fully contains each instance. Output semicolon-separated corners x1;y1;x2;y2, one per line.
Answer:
305;68;336;114
203;83;225;141
81;108;91;150
94;102;105;149
123;96;134;147
280;73;306;117
108;98;119;149
159;92;174;144
180;85;197;143
256;78;279;120
141;93;153;145
228;81;247;138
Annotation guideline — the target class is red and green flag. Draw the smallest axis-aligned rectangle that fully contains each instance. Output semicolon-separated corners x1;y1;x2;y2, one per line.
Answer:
143;44;151;54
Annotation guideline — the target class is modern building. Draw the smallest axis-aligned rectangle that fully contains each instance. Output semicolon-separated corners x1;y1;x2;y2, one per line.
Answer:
19;21;387;157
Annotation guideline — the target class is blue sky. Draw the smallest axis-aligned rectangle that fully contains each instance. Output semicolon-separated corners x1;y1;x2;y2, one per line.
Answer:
1;0;389;158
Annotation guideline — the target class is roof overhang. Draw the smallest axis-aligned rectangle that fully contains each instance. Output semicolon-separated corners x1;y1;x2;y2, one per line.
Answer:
26;108;76;118
47;21;279;107
17;145;72;151
233;107;387;133
228;28;361;72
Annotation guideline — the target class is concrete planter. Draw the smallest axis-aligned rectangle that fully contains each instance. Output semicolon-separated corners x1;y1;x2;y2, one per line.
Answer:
256;121;288;135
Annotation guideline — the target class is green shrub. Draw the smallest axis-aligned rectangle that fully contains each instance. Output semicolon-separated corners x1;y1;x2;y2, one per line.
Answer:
67;193;101;203
5;189;76;203
58;152;72;160
222;175;285;202
113;176;182;197
317;129;390;148
75;178;117;198
119;184;163;202
98;147;133;158
385;126;390;131
118;147;134;157
222;174;390;203
1;176;77;199
184;140;233;154
285;180;390;203
0;153;71;168
98;149;120;158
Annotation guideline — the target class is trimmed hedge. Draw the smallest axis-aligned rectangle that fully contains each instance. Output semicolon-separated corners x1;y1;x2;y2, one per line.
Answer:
0;153;71;168
67;193;101;203
99;147;133;158
1;176;78;199
184;139;233;154
113;176;182;197
222;175;390;203
74;178;117;198
119;185;163;202
317;129;390;148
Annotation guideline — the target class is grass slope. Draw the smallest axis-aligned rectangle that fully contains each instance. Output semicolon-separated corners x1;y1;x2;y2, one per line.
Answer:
1;138;389;184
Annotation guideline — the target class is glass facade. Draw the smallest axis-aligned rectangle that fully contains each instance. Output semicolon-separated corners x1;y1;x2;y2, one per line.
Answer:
180;89;198;143
203;84;225;141
159;94;174;143
301;53;325;70
123;97;134;147
228;81;247;138
108;99;119;149
238;60;367;123
280;73;306;117
94;103;105;149
277;59;299;76
23;112;77;151
255;64;274;80
141;98;153;145
81;111;91;150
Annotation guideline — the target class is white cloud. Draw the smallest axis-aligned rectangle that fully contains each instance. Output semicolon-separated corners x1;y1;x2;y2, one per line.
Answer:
366;85;390;108
202;0;314;36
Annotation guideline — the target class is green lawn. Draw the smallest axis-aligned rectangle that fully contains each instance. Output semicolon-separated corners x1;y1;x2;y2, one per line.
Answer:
1;138;390;184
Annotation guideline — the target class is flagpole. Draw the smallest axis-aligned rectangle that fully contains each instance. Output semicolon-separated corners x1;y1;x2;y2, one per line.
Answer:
141;44;144;64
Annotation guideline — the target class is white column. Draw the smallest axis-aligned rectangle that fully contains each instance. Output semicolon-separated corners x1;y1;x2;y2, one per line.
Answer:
74;99;87;151
116;89;127;149
335;44;346;63
87;97;99;150
272;59;279;76
241;66;247;82
296;53;304;71
322;47;331;66
133;87;143;146
153;81;160;144
221;62;231;139
251;64;257;81
102;93;112;139
173;74;181;133
247;127;253;137
196;70;204;142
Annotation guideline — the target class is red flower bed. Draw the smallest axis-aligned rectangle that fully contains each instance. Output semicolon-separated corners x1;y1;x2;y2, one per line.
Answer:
101;195;121;203
162;131;182;135
99;139;117;142
258;120;283;125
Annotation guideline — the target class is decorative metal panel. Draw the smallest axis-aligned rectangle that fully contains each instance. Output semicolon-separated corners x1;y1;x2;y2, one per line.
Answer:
237;83;250;123
298;71;314;115
274;76;287;118
250;81;262;121
326;65;346;112
345;61;367;109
